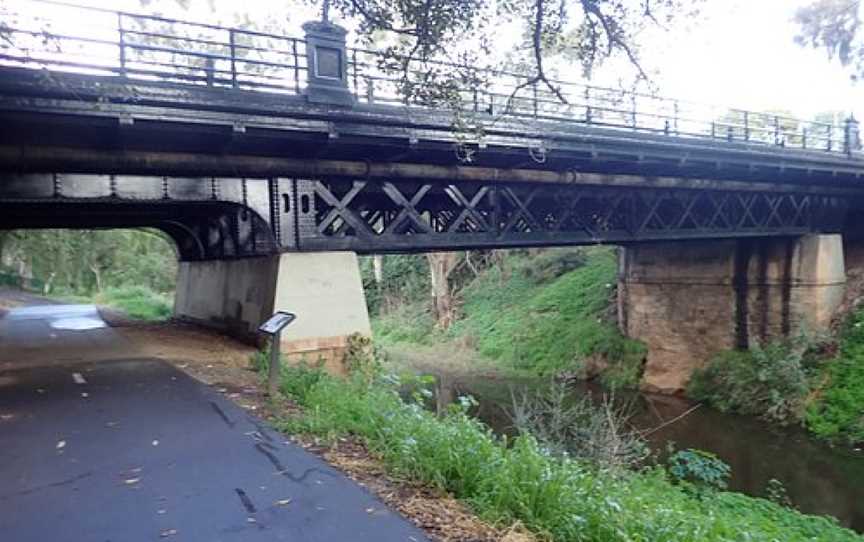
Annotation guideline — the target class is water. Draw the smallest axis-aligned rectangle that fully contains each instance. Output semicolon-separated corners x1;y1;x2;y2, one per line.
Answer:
424;370;864;531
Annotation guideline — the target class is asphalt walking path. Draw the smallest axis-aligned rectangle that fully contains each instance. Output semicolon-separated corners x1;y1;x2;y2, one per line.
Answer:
0;302;430;541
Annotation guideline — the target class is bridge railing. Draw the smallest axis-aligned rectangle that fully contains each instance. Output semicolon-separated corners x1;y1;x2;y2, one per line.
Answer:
0;0;858;156
0;0;309;93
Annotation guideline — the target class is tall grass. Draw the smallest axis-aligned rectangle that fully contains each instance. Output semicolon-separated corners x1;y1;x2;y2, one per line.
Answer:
271;362;860;542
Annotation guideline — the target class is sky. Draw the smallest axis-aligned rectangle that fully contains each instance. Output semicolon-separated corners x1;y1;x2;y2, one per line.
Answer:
11;0;864;120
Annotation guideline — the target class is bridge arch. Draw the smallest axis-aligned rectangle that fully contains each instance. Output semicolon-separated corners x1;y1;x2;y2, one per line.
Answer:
0;174;279;261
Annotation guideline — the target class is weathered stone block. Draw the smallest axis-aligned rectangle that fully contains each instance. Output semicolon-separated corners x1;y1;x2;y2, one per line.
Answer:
619;234;846;394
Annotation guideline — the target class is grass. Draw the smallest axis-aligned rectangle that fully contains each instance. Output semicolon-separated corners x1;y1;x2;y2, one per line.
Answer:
96;285;173;321
369;248;646;388
50;285;173;322
269;361;861;542
447;247;645;387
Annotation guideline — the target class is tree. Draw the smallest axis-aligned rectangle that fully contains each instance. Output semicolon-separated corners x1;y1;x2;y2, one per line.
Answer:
327;0;697;103
795;0;863;80
426;252;461;329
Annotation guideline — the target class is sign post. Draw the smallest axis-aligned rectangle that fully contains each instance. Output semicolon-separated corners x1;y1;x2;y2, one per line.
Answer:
258;311;297;397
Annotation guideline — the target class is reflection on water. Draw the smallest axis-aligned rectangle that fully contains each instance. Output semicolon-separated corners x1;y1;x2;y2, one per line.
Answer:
426;371;864;531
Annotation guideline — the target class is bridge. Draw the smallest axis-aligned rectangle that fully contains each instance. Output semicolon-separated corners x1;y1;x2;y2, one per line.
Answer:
2;0;864;391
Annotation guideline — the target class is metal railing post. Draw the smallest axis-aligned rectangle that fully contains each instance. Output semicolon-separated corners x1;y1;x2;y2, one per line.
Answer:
292;40;301;94
205;57;215;86
351;49;358;98
228;29;237;88
532;83;538;119
743;111;750;141
673;100;679;135
845;115;860;156
117;12;126;76
774;115;781;145
584;87;592;124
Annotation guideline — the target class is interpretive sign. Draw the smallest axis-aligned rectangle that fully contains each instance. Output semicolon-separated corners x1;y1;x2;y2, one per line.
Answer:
258;311;296;335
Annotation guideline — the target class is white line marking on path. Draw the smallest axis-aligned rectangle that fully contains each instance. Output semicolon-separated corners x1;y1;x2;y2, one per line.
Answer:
72;373;86;385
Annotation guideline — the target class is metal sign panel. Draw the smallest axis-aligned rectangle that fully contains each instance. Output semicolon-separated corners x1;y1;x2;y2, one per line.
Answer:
258;311;296;335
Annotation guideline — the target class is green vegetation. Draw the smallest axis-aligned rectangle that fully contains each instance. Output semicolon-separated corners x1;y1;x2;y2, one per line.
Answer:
688;339;818;426
690;312;864;444
266;360;860;542
97;286;173;321
805;309;864;445
667;449;731;495
0;229;176;321
366;248;646;388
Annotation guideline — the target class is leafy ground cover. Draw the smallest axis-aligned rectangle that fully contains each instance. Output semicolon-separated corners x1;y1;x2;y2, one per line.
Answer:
269;360;861;542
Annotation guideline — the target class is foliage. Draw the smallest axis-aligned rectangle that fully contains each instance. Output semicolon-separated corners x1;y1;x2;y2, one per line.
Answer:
795;0;863;80
449;247;645;384
667;448;731;495
765;478;795;509
369;248;645;386
343;333;383;385
360;254;430;316
805;306;864;444
371;301;439;346
326;0;695;103
509;382;648;470
271;364;861;542
249;346;328;402
97;286;173;321
1;229;177;296
687;339;819;425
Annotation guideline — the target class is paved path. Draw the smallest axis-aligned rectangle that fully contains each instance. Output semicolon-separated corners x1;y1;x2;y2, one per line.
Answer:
0;302;430;541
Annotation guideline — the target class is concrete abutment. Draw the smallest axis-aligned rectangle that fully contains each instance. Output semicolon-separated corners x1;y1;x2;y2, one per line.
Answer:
618;234;846;394
174;251;371;375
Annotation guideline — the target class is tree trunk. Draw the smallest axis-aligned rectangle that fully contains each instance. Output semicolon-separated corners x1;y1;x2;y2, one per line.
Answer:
426;252;460;330
372;254;383;284
89;263;103;293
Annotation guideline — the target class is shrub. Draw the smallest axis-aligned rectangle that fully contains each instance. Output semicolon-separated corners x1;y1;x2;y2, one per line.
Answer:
667;448;731;495
805;309;864;444
688;340;814;425
509;383;648;470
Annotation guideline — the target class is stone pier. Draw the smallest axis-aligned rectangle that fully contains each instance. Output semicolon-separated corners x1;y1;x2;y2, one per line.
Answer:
174;251;371;375
618;234;846;394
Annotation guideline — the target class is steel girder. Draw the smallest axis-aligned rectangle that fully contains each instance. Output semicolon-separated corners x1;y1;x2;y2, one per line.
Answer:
287;178;845;252
0;173;847;258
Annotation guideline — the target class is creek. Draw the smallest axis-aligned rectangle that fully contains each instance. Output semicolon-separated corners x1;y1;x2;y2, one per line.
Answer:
410;366;864;532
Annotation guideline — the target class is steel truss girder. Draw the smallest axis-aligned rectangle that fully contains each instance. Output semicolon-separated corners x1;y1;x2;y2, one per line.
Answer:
0;173;847;257
285;178;846;252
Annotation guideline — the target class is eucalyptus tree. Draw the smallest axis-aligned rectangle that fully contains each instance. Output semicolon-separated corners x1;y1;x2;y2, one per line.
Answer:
796;0;863;80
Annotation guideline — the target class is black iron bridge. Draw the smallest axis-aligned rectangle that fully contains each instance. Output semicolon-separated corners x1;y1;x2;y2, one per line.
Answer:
1;0;863;260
